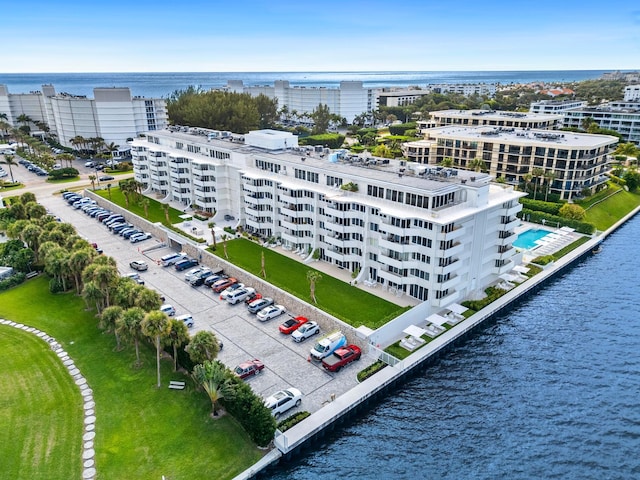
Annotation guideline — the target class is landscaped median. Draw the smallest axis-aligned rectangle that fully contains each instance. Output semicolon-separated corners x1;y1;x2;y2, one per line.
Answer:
0;278;263;480
208;238;408;329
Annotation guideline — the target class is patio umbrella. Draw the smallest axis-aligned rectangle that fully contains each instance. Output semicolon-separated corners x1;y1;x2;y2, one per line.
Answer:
446;303;468;315
403;325;427;339
426;313;448;326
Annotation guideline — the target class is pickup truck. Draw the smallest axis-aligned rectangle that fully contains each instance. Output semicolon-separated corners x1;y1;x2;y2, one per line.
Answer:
321;344;362;372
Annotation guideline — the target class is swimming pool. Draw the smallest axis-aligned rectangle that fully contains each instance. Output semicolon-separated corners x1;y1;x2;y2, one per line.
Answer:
513;228;552;250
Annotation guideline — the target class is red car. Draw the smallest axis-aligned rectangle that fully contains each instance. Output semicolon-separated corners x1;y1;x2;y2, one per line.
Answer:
279;316;309;335
244;291;262;304
212;277;237;293
233;359;265;379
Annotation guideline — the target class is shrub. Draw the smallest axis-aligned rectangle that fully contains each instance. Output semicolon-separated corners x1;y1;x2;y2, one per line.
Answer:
277;411;311;432
223;226;236;235
48;277;65;293
166;225;206;243
0;272;26;292
357;360;387;382
299;133;345;149
531;255;555;265
518;208;595;234
462;286;507;311
222;376;276;447
559;203;586;220
389;122;416;135
519;198;562;215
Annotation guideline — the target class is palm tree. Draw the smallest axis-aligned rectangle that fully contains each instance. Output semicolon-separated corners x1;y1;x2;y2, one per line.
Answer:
141;310;170;388
208;221;217;249
105;142;120;158
164;318;190;372
468;158;487;172
306;270;322;304
93;264;119;307
82;280;104;313
439;157;454;167
89;175;97;191
58;153;75;168
186;330;220;365
99;305;124;349
134;288;163;312
106;183;112;200
192;360;236;417
543;171;556;202
221;234;229;259
117;307;145;367
531;167;545;200
0;154;17;183
139;197;150;218
16;114;32;129
69;248;95;294
162;203;171;225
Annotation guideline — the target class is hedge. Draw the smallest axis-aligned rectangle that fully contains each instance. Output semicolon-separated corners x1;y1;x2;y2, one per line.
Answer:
519;198;562;215
277;411;311;432
0;272;26;292
389;122;416;135
166;225;206;243
357;360;387;382
518;208;595;234
299;133;345;149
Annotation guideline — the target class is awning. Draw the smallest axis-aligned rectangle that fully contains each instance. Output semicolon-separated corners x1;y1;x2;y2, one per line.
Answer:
513;265;530;274
403;325;427;339
178;213;193;220
426;313;448;326
446;303;468;315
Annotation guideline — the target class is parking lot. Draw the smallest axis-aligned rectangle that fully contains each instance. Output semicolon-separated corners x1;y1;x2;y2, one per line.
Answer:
45;193;364;415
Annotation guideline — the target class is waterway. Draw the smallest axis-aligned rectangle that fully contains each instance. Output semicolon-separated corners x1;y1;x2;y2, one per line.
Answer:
269;215;640;479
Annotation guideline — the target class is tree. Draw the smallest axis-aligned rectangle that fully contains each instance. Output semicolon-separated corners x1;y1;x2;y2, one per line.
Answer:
208;221;217;249
117;307;145;366
162;203;171;225
100;305;124;349
559;203;586;220
106;183;112;200
58;153;75;168
141;310;170;388
69;248;95;294
543;171;556;202
307;270;322;304
16;114;32;129
187;330;220;365
531;167;545;200
439;157;454;167
468;158;487;172
622;169;640;191
105;142;120;158
82;280;104;313
221;234;229;259
89;175;97;191
164;318;190;372
310;103;332;134
192;360;236;417
0;154;17;183
134;287;163;312
139;197;150;218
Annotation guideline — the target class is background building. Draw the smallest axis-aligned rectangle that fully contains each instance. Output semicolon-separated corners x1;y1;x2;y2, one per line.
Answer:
417;109;562;132
561;102;640;145
0;85;167;155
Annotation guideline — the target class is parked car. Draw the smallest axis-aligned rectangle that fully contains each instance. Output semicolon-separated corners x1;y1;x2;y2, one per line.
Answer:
176;314;194;328
279;316;309;335
123;273;144;285
212;277;238;293
129;260;148;271
160;304;176;316
321;345;362;372
99;175;115;181
85;161;95;168
112;223;133;234
291;321;321;342
233;359;264;379
160;252;187;267
122;229;142;239
219;283;245;300
247;297;274;314
174;258;198;271
190;276;207;287
244;291;262;304
204;273;226;287
264;388;302;418
184;267;208;282
257;304;286;322
130;232;152;243
225;286;254;305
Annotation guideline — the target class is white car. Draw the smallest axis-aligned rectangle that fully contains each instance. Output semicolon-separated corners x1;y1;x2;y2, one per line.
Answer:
130;232;152;243
291;321;321;342
184;268;204;282
176;314;194;328
219;283;246;301
256;304;286;322
264;388;302;418
225;286;254;305
160;304;176;316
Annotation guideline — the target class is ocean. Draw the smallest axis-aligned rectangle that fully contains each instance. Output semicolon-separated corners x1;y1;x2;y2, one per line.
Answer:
269;215;640;479
0;70;611;98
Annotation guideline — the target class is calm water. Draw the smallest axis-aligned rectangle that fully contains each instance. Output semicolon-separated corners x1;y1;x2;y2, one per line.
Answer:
269;215;640;480
0;70;610;98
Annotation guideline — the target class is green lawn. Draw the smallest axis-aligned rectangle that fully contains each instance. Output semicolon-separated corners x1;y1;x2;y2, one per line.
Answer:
0;278;262;480
95;187;184;225
581;185;640;231
46;176;81;183
0;326;84;480
211;238;408;329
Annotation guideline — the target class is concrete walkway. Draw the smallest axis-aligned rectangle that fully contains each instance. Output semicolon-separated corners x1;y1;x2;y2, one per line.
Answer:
0;319;97;480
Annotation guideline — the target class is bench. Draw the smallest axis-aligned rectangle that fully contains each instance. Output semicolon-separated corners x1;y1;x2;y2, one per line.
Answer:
168;381;186;390
26;271;39;279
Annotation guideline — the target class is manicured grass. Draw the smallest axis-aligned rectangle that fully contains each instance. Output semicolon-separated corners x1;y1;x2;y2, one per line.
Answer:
0;278;263;479
210;238;408;329
0;182;24;191
581;186;640;231
95;187;184;225
0;326;84;480
552;236;591;259
46;176;81;183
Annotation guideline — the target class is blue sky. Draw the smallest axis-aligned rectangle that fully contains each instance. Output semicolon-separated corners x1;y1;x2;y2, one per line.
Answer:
3;0;639;72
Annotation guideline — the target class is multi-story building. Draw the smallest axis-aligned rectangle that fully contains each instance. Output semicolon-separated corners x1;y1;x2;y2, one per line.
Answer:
417;109;562;132
561;101;640;145
0;84;167;155
131;127;524;307
624;85;640;102
223;80;375;124
529;99;588;115
403;126;617;200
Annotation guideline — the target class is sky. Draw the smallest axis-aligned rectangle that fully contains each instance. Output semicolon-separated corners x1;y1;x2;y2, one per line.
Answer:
3;0;639;73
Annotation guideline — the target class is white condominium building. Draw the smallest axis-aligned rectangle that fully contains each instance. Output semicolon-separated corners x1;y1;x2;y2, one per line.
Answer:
0;84;167;155
223;80;375;123
131;127;524;307
529;99;588;115
561;101;640;145
624;85;640;102
403;126;617;200
417;109;562;132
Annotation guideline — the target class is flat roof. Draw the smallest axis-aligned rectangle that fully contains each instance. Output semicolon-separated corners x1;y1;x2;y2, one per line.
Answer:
430;109;561;122
425;125;618;148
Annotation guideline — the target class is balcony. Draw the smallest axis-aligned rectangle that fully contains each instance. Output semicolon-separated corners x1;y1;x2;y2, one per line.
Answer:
280;205;303;218
431;290;459;308
440;225;465;242
194;198;216;209
492;259;515;275
500;217;520;231
497;232;517;246
376;268;405;285
438;242;464;257
378;237;412;253
505;204;522;217
437;274;460;291
434;258;460;275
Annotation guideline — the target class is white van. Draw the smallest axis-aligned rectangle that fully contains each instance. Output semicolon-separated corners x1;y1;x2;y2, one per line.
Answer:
160;304;176;316
309;331;347;361
176;314;194;328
